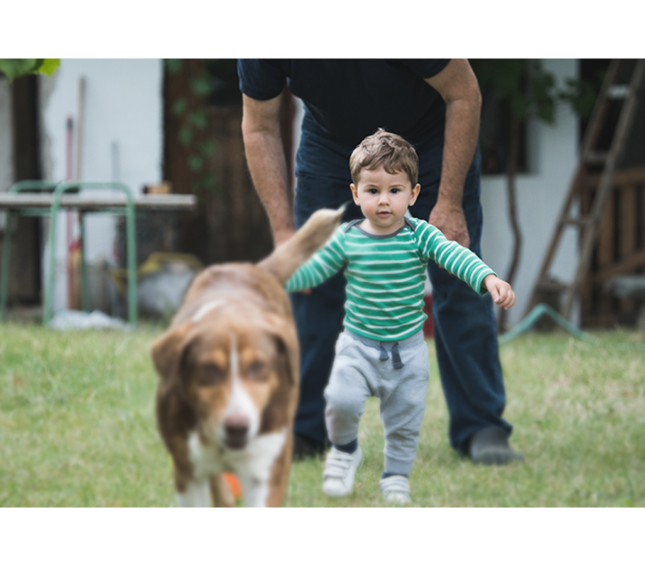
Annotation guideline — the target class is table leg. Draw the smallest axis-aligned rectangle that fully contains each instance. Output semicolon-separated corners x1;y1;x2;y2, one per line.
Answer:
43;207;61;325
80;212;90;312
125;204;137;327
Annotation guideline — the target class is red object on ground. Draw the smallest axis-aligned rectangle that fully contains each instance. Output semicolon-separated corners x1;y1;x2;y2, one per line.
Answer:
224;473;242;498
422;294;434;337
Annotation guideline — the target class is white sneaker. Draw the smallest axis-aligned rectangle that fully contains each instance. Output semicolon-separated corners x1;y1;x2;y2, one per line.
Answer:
322;446;363;497
379;475;412;504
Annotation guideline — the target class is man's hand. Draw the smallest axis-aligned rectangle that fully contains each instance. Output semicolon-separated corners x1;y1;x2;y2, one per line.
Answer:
425;59;481;250
429;201;470;248
483;274;516;310
241;93;296;246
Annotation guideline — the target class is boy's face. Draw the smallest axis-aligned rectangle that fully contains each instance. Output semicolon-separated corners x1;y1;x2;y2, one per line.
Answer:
350;167;420;235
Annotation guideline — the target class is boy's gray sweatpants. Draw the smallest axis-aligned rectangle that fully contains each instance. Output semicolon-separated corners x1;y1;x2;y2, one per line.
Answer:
324;329;430;476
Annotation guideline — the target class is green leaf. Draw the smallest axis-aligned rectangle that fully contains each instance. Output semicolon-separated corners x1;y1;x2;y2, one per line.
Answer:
189;109;207;129
559;78;596;119
178;127;192;146
190;74;212;97
188;155;203;172
165;59;183;75
171;98;187;116
199;140;216;156
537;103;555;123
0;58;60;82
37;59;60;77
0;59;39;82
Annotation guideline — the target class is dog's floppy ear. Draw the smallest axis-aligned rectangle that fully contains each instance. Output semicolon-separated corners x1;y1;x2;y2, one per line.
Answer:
257;313;300;435
150;321;193;384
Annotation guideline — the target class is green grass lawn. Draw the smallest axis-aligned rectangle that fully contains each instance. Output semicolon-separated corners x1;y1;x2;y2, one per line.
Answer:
1;322;643;507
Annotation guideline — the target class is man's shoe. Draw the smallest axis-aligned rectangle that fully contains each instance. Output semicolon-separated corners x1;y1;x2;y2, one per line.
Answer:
293;434;328;461
379;475;412;504
468;426;524;465
322;446;362;497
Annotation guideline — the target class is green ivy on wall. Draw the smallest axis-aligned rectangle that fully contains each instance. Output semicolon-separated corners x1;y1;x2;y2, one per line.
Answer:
165;59;220;198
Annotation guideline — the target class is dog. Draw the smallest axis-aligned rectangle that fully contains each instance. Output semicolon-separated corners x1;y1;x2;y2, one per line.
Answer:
150;207;343;507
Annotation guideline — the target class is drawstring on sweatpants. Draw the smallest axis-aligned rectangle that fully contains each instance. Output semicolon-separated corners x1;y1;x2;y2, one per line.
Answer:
379;341;404;369
379;342;389;361
391;342;403;369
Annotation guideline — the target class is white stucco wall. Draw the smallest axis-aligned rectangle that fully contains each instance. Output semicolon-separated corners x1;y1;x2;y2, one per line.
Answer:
0;79;12;193
39;59;163;313
480;59;580;327
0;78;13;230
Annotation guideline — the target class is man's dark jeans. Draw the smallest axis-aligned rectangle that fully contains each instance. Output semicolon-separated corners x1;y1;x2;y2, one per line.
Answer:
290;141;511;456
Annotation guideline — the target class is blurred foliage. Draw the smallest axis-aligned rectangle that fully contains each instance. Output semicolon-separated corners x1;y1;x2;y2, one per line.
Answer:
472;59;596;123
471;60;599;330
0;59;60;82
165;59;219;197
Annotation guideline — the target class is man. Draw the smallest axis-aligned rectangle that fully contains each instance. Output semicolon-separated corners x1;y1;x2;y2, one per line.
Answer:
238;59;523;465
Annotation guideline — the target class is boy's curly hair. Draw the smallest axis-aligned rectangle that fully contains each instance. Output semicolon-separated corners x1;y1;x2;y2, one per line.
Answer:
349;128;419;186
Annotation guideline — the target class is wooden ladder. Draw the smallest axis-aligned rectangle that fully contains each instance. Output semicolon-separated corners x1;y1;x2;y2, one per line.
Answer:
527;59;645;320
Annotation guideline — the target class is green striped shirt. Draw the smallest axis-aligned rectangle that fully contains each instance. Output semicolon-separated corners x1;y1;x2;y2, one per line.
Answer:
286;216;496;342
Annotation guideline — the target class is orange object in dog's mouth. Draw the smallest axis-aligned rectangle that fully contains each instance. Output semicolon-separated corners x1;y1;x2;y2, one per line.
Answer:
224;473;242;498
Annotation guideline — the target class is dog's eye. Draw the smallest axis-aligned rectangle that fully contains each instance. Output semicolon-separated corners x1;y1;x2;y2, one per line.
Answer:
246;360;268;381
197;364;226;386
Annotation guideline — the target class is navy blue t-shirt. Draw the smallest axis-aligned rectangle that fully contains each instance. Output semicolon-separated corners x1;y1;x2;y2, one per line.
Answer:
237;59;450;148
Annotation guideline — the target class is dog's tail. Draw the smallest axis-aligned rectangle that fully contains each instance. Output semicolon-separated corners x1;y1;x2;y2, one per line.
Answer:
259;205;346;285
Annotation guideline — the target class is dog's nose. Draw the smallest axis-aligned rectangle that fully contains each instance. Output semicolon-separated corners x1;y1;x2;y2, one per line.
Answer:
224;414;250;448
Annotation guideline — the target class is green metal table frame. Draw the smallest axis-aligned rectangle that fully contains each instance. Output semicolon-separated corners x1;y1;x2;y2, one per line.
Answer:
498;303;594;345
0;180;138;327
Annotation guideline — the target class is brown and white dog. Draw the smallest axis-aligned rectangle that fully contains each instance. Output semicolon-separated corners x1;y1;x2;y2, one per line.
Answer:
150;207;343;507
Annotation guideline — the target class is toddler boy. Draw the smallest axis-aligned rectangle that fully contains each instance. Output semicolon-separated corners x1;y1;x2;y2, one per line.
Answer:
286;129;515;503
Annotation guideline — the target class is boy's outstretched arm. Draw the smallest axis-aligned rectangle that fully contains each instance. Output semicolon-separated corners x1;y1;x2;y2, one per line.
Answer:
416;219;514;306
285;228;346;293
418;221;495;296
483;274;516;310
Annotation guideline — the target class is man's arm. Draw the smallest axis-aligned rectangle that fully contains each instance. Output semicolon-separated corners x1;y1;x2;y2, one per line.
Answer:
241;92;295;247
424;59;482;249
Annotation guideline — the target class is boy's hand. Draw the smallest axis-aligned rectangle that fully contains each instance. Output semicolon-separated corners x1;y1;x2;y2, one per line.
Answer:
483;274;516;310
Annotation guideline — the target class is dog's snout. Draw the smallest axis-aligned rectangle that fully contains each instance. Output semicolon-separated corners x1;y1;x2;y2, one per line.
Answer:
224;414;250;448
225;414;249;435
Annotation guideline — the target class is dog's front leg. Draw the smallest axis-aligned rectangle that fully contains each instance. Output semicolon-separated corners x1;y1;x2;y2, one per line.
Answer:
169;437;213;507
175;478;211;507
210;474;235;507
264;433;293;507
237;429;289;507
236;474;271;507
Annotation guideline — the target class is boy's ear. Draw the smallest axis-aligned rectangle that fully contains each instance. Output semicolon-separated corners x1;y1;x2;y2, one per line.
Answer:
409;183;421;206
350;183;360;205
